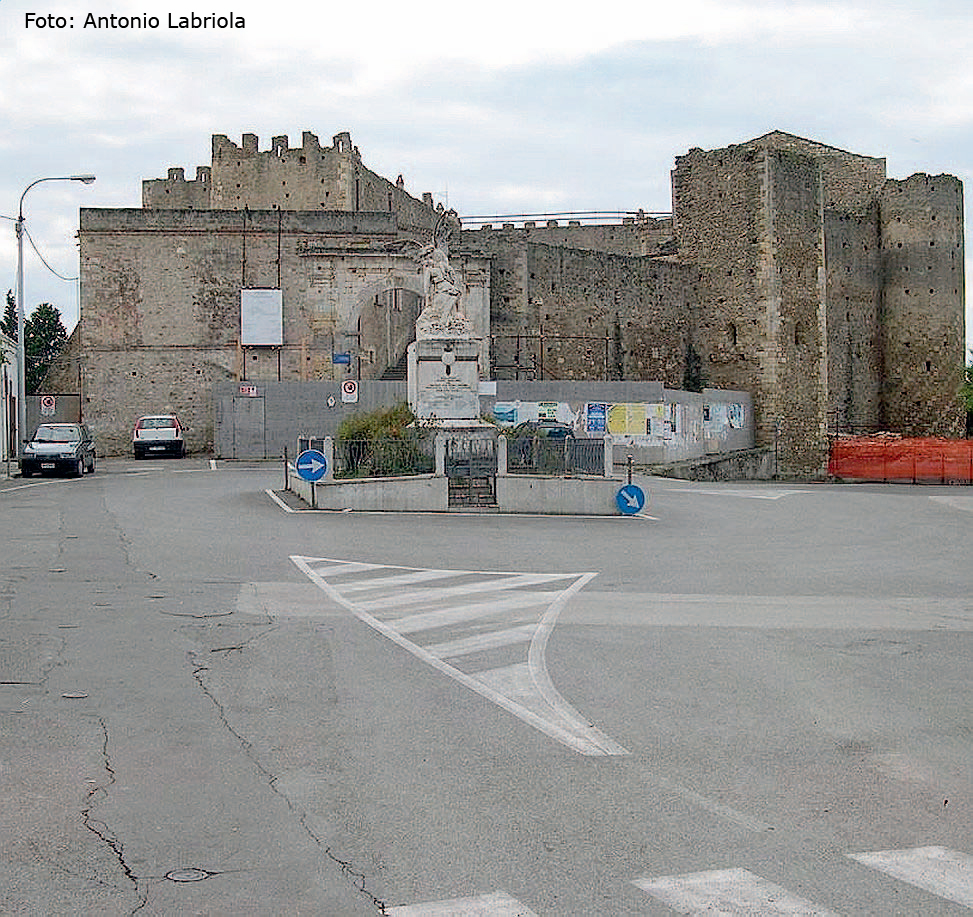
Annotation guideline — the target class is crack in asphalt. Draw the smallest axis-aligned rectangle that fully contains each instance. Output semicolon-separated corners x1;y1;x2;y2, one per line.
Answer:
80;716;148;914
189;651;390;914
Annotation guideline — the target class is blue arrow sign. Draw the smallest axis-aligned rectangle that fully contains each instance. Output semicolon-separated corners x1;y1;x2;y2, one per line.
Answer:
295;448;328;482
616;483;646;515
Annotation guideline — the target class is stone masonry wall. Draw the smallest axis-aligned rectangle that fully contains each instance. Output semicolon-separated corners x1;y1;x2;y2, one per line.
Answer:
880;173;966;436
465;215;675;257
142;166;211;209
671;144;765;412
143;131;444;237
749;132;886;210
825;206;883;432
70;129;965;470
759;148;828;474
463;232;695;384
672;143;829;474
79;208;412;452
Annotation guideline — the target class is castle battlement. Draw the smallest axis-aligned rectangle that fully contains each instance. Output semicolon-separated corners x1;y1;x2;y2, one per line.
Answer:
211;130;360;161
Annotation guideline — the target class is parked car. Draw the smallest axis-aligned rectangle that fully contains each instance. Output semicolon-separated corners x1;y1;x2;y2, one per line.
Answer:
133;414;185;458
510;420;574;440
20;422;96;477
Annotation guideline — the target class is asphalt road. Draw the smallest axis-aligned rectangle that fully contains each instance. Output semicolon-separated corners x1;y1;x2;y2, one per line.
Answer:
2;458;972;915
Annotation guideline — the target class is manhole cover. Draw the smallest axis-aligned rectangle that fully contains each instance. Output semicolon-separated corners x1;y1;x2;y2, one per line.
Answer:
165;868;213;883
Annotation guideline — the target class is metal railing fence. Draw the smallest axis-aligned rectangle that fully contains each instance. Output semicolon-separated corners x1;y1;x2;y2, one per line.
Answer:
334;435;434;478
507;435;605;476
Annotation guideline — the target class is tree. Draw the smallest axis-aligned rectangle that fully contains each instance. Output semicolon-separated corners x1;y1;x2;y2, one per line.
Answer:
1;290;16;341
24;302;67;394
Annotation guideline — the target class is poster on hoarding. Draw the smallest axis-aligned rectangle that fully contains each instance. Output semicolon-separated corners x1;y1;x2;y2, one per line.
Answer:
585;403;607;433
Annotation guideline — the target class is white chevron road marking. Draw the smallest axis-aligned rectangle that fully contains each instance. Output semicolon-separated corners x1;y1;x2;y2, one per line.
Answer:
423;625;536;659
291;556;628;756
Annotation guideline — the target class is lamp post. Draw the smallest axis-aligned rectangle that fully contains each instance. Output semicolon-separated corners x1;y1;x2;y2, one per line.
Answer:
15;174;95;461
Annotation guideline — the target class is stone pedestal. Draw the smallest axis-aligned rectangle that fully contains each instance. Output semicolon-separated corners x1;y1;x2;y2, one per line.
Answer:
409;337;481;422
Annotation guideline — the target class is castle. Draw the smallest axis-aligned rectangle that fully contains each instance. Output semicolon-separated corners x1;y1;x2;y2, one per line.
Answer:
65;129;965;474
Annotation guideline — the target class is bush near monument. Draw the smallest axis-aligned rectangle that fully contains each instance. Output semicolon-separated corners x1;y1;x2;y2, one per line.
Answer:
335;403;434;478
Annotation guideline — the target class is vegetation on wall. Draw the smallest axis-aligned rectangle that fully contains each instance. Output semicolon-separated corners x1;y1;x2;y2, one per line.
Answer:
961;359;973;411
683;342;706;393
961;358;973;436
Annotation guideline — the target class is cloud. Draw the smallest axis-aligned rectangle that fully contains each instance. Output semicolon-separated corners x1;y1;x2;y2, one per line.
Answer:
1;0;972;342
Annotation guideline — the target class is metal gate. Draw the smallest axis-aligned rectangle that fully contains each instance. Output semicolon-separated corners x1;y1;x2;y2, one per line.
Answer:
445;437;498;507
231;396;266;458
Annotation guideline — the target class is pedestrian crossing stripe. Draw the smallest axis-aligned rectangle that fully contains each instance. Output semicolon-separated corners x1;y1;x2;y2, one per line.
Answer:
848;846;973;908
633;868;840;915
290;556;629;756
387;890;538;915
633;846;973;914
386;847;973;914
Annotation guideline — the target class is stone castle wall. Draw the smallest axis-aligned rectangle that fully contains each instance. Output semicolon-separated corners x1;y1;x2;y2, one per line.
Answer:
460;232;696;385
70;129;964;472
78;203;490;453
143;130;444;235
879;173;966;436
825;205;883;432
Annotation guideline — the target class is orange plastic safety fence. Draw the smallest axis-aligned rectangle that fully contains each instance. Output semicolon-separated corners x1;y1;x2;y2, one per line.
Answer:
829;437;973;483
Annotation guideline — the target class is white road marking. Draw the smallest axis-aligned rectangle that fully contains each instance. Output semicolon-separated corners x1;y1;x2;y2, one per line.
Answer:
650;775;774;833
931;494;973;514
291;555;628;756
388;890;538;916
424;625;535;659
633;867;840;915
848;846;973;907
390;593;559;634
337;569;459;593
264;489;296;512
353;573;576;611
665;488;812;500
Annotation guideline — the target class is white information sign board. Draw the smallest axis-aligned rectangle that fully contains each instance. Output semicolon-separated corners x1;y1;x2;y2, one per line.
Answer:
241;288;283;346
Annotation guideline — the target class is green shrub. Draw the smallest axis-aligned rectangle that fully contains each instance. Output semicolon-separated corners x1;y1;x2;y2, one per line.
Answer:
335;403;433;477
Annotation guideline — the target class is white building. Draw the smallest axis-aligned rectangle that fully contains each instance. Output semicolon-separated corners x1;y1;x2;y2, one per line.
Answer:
1;330;17;465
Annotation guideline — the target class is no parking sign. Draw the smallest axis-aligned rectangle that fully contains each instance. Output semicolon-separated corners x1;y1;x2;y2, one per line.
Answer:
40;395;56;416
341;380;359;404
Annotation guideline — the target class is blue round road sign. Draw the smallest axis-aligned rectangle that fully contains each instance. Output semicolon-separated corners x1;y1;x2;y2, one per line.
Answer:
616;483;646;515
295;448;328;482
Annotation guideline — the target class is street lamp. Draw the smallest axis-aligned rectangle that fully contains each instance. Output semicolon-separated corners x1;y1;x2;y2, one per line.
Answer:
15;174;96;461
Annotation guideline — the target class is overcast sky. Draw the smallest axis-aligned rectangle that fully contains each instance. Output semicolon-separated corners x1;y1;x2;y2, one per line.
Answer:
2;0;971;351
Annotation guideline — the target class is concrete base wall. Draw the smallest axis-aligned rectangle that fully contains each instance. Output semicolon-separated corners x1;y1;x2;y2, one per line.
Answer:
496;475;625;514
647;448;778;481
288;466;626;514
291;471;448;512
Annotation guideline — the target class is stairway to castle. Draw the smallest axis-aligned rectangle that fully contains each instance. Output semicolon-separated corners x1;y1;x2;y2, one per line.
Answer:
379;350;409;381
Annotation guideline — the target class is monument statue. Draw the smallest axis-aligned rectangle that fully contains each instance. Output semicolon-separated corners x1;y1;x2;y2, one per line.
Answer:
415;210;471;338
408;209;481;423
